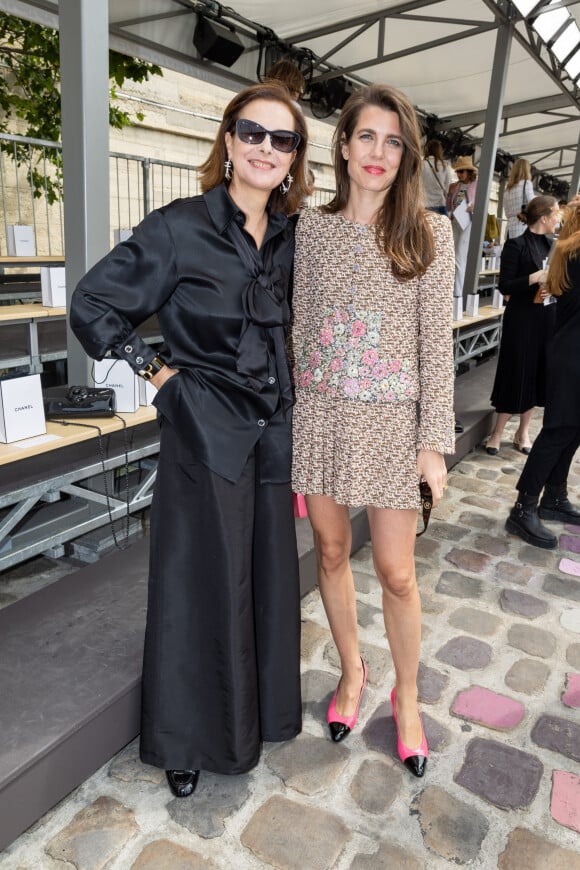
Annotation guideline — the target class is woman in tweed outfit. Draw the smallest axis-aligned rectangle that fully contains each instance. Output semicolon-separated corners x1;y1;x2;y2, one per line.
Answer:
290;84;455;777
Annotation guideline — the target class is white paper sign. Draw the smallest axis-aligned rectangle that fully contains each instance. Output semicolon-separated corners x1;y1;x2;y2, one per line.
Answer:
492;288;504;309
0;374;46;443
452;297;463;321
93;359;139;413
453;199;471;231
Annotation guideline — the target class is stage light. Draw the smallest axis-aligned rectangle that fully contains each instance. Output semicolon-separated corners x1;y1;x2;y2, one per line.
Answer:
309;77;354;119
193;16;244;68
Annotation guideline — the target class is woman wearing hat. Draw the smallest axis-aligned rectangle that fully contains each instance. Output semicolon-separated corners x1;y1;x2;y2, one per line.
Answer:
446;155;478;296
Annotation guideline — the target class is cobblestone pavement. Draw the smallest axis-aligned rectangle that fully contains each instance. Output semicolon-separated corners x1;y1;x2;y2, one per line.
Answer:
1;416;580;869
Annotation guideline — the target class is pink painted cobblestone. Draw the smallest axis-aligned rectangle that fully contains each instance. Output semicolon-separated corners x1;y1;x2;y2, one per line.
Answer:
452;686;525;730
562;673;580;708
550;770;580;833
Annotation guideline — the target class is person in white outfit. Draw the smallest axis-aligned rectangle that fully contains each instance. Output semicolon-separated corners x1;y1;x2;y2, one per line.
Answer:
446;155;478;296
504;158;534;240
422;140;454;216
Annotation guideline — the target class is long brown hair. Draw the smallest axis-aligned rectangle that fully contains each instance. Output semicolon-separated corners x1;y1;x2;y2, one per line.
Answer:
324;84;434;280
506;158;531;191
547;204;580;297
424;139;446;172
199;82;309;216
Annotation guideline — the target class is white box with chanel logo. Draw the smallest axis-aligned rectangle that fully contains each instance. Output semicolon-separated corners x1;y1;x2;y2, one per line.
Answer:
6;225;36;257
0;374;46;443
139;379;157;406
93;359;139;413
465;293;479;317
40;266;66;307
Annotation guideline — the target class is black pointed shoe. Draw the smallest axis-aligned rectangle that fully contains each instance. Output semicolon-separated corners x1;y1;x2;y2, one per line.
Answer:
166;769;200;798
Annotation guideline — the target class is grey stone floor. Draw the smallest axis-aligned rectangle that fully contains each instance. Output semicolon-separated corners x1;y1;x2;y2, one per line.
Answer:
1;414;580;869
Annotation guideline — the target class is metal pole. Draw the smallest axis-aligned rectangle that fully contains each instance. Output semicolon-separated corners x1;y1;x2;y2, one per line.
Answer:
59;0;110;384
464;20;513;300
569;126;580;197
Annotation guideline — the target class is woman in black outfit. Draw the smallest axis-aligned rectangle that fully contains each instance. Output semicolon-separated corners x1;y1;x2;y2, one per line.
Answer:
506;202;580;548
486;195;559;456
69;83;309;797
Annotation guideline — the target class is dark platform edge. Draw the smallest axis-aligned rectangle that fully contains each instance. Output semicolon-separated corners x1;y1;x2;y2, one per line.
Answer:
0;360;494;851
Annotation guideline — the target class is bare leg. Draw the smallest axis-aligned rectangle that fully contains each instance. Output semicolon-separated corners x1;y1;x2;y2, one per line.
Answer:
367;506;423;748
487;412;511;451
515;409;534;449
306;494;364;716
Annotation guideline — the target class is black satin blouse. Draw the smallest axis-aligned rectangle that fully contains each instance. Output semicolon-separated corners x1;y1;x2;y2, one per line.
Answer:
70;184;295;483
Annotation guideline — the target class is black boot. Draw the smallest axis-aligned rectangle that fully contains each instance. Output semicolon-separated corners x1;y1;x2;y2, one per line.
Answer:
505;493;557;549
538;483;580;525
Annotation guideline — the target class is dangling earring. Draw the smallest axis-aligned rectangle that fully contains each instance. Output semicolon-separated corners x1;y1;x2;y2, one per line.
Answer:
280;173;293;195
224;159;232;180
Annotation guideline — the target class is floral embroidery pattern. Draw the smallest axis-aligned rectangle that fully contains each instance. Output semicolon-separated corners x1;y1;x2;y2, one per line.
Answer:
297;305;415;402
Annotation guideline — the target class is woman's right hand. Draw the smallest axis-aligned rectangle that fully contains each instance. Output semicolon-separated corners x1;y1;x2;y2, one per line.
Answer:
150;365;179;390
530;269;548;286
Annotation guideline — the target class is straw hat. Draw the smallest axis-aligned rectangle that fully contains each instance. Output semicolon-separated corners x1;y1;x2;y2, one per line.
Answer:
452;155;477;172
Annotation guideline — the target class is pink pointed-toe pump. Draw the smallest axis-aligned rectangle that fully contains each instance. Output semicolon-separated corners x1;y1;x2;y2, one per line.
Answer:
391;687;428;778
327;657;368;742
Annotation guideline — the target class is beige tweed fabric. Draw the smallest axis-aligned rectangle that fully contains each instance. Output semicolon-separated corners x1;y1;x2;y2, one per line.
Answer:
290;208;455;509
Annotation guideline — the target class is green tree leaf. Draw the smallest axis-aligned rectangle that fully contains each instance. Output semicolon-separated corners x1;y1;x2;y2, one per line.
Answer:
0;14;162;200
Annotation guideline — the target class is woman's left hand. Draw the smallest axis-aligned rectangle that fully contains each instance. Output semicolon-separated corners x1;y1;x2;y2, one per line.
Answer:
417;449;447;507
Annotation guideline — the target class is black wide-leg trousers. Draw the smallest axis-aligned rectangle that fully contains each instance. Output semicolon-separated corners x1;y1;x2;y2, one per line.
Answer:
517;425;580;498
140;422;302;774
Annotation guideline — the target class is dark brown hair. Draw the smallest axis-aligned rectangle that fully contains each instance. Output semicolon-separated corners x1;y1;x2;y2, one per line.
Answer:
264;59;306;100
199;82;309;216
517;194;557;226
324;84;434;280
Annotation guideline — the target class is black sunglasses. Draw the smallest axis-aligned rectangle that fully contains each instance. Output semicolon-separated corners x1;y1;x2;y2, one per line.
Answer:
235;119;300;153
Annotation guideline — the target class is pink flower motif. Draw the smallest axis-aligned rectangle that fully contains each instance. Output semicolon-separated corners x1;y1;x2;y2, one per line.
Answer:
362;348;378;365
373;362;388;379
351;320;367;338
399;372;409;383
340;310;350;323
320;328;333;346
317;381;328;393
344;378;360;397
359;378;371;390
406;388;414;396
349;337;360;348
308;351;321;367
389;360;402;373
330;357;342;372
300;370;313;387
385;390;395;401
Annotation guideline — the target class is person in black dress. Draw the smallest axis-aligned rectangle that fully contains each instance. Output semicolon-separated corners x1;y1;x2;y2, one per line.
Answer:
486;195;560;456
69;83;309;797
506;201;580;547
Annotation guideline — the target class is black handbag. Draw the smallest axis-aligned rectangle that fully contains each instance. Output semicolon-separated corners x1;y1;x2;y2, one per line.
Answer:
43;385;116;418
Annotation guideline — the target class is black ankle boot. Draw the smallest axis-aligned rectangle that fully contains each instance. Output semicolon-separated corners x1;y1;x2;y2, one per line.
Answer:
538;484;580;525
505;492;557;549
